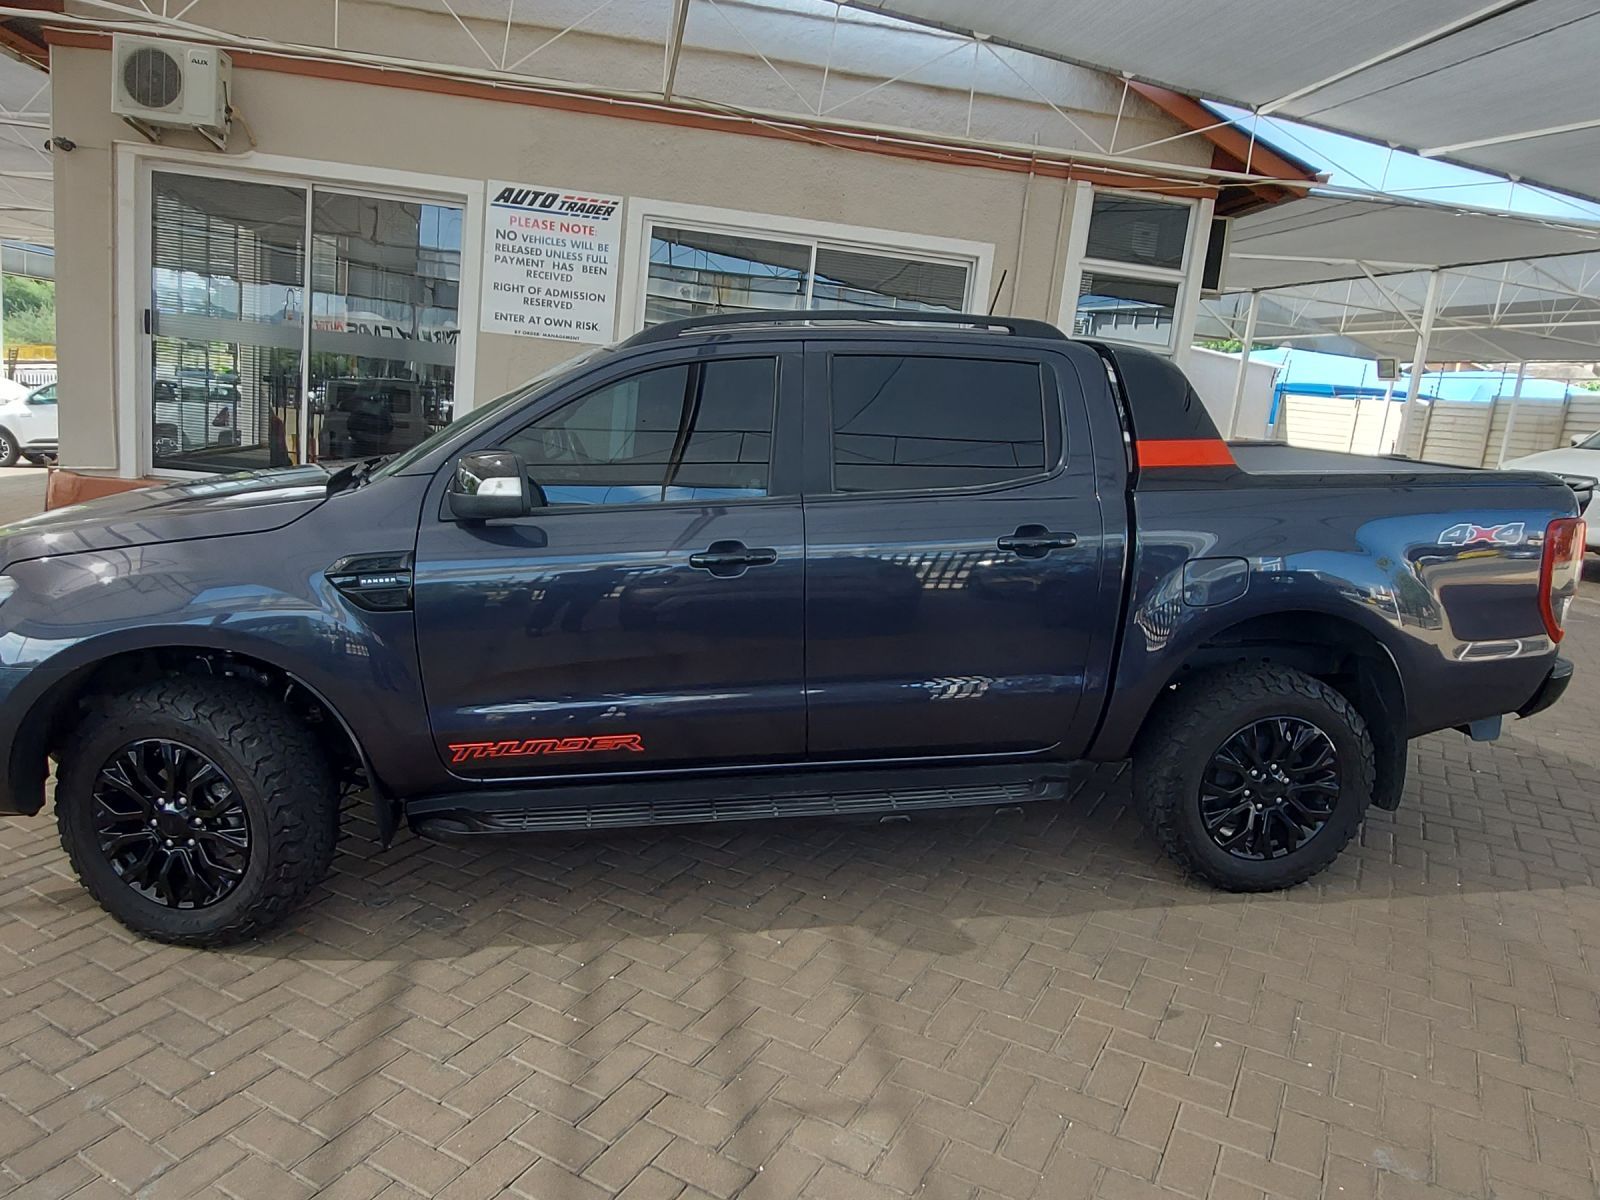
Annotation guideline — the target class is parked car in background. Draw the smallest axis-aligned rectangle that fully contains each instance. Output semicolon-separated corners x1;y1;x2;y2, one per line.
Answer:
0;381;59;467
1502;432;1600;549
152;376;243;459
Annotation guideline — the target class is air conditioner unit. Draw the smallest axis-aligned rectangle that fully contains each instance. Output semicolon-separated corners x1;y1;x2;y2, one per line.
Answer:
111;35;231;147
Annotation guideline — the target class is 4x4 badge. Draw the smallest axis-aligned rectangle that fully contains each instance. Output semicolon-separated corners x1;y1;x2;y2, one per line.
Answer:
1438;521;1525;547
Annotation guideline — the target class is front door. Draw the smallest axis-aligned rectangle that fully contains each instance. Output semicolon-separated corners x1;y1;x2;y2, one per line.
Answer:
802;343;1113;760
413;346;806;779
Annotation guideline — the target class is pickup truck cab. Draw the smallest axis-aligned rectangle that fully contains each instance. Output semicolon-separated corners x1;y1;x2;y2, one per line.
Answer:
0;311;1581;945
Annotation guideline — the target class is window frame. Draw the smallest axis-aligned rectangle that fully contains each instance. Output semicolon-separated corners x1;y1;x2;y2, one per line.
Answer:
1058;184;1214;357
443;342;805;519
801;341;1064;501
119;144;484;480
617;198;994;336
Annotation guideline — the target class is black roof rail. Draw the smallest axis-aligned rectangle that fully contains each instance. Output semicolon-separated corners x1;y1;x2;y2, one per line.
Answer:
620;309;1071;346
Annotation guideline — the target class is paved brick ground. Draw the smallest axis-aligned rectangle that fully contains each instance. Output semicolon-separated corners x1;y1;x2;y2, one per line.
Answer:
3;471;1600;1198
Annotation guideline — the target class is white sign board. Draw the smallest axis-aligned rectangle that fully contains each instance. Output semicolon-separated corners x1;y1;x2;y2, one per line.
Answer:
480;182;623;343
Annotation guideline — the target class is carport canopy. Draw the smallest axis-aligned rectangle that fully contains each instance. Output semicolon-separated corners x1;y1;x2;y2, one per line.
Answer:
848;1;1600;203
1200;193;1600;364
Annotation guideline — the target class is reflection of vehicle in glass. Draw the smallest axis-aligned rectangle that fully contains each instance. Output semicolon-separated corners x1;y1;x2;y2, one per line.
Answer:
0;311;1582;946
316;378;441;461
153;376;243;456
0;381;59;467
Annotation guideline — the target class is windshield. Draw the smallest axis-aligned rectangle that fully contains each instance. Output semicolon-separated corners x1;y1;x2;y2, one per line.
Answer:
371;346;612;479
1577;431;1600;451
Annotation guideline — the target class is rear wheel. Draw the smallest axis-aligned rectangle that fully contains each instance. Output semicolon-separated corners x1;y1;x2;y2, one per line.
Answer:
56;678;339;945
1133;663;1375;891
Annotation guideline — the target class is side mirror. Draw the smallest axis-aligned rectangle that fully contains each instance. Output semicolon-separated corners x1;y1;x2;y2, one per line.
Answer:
1572;433;1592;448
447;450;533;522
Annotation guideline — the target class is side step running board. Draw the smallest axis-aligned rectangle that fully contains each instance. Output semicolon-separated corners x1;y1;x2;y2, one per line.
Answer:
410;766;1087;837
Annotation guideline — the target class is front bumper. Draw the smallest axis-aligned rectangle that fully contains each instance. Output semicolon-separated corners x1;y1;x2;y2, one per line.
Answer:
1517;656;1573;719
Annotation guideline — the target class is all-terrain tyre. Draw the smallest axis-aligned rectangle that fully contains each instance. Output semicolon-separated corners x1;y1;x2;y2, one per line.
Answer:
1133;663;1376;891
56;678;339;945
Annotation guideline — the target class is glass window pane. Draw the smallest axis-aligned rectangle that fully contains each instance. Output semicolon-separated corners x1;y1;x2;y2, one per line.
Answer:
811;248;967;312
1073;272;1179;348
150;172;307;472
506;357;777;506
829;356;1045;493
308;192;462;462
1085;194;1189;271
646;227;810;326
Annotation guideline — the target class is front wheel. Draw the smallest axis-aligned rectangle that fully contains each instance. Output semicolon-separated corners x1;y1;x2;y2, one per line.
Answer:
0;429;18;468
1133;663;1376;891
56;678;339;945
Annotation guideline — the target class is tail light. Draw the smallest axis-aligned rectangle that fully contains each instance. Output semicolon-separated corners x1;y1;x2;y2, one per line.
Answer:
1539;517;1585;642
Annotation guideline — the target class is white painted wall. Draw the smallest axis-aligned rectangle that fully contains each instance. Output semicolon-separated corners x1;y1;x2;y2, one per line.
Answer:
1184;346;1279;439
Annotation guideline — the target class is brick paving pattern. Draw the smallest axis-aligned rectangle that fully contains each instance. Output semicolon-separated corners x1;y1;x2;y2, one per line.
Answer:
3;469;1600;1198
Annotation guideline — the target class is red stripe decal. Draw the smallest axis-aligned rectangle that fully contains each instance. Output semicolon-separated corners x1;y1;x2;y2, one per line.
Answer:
1136;438;1236;468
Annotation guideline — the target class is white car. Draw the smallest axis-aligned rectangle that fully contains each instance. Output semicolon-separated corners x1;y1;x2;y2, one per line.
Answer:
0;381;58;468
1504;432;1600;549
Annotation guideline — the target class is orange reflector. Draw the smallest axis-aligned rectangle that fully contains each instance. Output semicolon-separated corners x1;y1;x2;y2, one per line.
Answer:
1136;438;1236;468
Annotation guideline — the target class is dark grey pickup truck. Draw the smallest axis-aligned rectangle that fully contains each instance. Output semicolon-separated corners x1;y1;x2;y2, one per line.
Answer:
0;311;1582;944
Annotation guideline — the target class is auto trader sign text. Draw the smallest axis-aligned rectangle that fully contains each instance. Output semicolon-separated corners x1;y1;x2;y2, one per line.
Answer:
480;182;623;344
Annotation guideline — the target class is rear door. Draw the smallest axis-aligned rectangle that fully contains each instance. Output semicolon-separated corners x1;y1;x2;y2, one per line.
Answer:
412;343;807;779
801;340;1115;760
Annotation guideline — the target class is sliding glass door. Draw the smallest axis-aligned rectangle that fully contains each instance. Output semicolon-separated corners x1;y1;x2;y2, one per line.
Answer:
148;169;463;473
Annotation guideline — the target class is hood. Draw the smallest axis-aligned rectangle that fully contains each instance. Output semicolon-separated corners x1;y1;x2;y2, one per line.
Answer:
0;466;331;568
1501;447;1600;480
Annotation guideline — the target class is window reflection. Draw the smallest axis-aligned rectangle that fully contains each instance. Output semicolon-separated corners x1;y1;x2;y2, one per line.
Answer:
308;192;463;463
147;172;464;473
645;223;970;326
150;172;307;472
1072;272;1179;348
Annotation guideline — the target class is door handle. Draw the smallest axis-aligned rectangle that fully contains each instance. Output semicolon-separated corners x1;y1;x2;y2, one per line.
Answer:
688;540;778;577
997;525;1079;558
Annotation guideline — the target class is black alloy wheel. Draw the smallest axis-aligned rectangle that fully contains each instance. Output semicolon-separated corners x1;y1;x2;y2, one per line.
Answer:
1198;716;1340;860
92;738;251;908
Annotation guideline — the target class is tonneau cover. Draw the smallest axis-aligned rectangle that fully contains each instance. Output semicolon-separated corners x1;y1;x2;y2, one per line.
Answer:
1230;443;1471;476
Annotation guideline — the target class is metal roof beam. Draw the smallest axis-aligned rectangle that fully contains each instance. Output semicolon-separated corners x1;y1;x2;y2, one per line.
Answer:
1423;114;1600;158
661;0;691;101
1257;0;1539;116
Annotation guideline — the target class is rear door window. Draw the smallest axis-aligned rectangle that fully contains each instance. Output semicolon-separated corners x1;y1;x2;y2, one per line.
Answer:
827;355;1048;493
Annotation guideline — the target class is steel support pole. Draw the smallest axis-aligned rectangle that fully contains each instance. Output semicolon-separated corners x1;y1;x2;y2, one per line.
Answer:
1495;362;1528;466
1226;292;1260;439
1395;270;1441;459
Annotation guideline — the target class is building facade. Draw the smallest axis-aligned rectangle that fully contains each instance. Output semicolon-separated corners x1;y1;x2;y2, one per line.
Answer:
31;1;1313;492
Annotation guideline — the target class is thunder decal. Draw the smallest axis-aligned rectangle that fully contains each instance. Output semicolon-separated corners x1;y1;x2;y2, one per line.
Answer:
448;734;645;764
1438;521;1526;547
